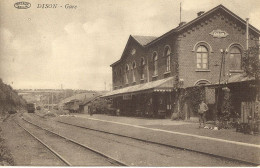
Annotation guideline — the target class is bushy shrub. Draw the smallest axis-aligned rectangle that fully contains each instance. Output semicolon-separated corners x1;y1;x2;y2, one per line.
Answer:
0;135;14;165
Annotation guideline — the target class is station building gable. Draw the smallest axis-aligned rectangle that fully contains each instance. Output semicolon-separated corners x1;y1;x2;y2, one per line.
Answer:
111;35;157;89
175;6;260;88
110;4;260;90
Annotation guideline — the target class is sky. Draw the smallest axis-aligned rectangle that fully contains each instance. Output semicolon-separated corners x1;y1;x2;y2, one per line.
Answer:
0;0;260;90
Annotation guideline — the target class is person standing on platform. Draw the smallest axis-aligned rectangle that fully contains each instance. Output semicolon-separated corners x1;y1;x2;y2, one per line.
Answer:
198;100;208;128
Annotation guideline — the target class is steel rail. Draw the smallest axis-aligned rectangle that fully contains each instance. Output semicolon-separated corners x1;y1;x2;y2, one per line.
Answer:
55;119;258;166
21;117;128;166
15;120;72;166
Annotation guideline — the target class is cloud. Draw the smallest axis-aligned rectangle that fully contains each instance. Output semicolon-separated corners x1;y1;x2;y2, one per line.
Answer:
49;20;115;90
182;0;212;11
0;27;52;88
249;10;260;31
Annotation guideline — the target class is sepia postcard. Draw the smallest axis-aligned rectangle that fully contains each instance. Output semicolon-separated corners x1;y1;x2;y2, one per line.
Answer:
0;0;259;166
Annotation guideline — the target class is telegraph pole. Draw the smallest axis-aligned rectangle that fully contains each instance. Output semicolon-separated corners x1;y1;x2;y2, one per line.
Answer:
216;49;226;115
180;2;182;23
147;58;150;82
48;94;50;110
246;18;249;50
51;92;53;110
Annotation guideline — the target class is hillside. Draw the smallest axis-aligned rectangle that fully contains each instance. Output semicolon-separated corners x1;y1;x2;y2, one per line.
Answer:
0;79;27;117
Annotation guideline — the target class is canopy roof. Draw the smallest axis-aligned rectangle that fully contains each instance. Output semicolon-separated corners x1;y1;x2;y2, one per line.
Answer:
205;73;257;88
102;77;175;98
219;73;255;84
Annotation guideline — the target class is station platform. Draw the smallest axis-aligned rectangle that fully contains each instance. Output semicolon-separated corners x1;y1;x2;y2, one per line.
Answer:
55;114;260;165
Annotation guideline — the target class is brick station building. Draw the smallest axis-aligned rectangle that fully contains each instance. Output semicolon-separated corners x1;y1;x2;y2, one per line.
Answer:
103;5;260;119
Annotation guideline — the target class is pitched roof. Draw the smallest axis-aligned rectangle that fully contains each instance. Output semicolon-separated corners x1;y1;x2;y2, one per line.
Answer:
132;35;158;46
110;35;157;67
79;94;102;106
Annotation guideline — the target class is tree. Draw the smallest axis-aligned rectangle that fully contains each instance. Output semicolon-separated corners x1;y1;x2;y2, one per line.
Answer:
243;45;260;79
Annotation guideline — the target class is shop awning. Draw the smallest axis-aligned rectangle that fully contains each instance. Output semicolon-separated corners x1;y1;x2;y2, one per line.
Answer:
102;77;175;98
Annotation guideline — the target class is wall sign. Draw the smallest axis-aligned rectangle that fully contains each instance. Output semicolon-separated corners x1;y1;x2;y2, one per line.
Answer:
210;29;229;38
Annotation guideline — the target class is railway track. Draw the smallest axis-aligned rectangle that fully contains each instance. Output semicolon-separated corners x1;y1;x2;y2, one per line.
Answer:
15;121;72;166
15;116;127;166
24;113;257;166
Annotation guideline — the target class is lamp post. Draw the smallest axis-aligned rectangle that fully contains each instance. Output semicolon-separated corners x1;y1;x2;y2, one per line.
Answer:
215;49;227;116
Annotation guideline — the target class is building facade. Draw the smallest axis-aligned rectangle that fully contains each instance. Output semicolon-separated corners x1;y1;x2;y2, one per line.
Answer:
104;5;260;119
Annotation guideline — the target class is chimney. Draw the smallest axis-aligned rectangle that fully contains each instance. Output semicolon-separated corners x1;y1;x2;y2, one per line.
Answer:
179;21;186;27
197;11;205;17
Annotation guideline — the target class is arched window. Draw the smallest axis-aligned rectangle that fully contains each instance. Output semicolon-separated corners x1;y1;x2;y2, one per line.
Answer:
196;46;209;69
125;64;129;71
140;57;145;79
153;52;158;76
194;79;211;86
229;46;242;71
125;64;129;84
141;57;145;66
132;62;136;82
132;61;136;69
164;46;171;72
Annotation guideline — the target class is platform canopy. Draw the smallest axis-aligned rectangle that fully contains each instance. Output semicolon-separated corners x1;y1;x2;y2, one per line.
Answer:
102;77;175;98
204;73;257;89
219;73;255;84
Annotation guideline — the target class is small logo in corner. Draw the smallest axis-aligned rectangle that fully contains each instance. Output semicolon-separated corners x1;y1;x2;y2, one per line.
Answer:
14;2;31;9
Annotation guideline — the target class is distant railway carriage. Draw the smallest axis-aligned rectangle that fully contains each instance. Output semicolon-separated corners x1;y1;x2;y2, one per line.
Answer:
27;103;36;113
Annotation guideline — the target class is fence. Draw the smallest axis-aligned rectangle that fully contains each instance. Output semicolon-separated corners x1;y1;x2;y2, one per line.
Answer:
241;101;260;123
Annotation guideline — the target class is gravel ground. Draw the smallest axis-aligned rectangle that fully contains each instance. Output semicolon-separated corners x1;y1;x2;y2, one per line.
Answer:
0;114;66;166
23;113;253;166
53;114;260;165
